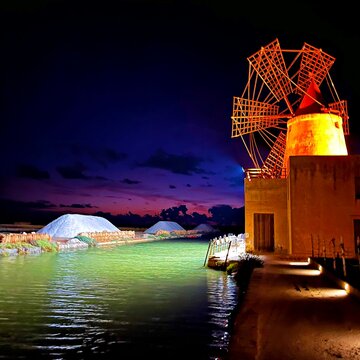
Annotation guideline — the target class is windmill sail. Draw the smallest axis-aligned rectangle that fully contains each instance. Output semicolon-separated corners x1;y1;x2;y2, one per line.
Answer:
296;42;335;95
247;39;292;102
261;132;286;178
231;98;279;137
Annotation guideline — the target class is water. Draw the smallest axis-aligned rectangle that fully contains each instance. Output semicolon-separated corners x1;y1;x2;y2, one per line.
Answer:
0;238;239;359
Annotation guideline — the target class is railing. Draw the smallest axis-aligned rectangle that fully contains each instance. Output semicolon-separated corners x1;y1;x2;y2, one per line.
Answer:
203;233;249;266
245;167;287;180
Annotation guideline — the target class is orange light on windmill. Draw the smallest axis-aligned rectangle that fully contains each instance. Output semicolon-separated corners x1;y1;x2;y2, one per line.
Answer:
283;80;348;170
283;113;348;168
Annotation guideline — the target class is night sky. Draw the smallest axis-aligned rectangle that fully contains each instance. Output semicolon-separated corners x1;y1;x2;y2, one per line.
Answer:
1;0;359;226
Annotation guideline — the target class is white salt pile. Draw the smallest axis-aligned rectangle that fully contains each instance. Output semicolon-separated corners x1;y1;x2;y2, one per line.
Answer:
37;213;120;239
193;223;217;233
144;220;185;234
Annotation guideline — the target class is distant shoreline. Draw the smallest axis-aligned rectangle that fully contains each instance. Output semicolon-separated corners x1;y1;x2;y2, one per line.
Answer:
0;223;43;232
0;224;147;234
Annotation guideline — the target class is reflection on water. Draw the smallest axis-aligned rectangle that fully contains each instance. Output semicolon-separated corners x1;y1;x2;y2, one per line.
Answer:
0;239;239;359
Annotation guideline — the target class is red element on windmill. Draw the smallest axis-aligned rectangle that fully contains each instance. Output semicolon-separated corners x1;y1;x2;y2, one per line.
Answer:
295;79;325;116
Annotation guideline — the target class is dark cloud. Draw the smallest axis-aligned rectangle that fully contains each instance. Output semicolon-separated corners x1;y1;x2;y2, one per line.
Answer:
121;178;141;185
208;204;244;227
160;205;188;221
16;164;50;180
59;203;97;209
56;162;109;181
0;197;56;218
169;185;176;189
138;149;209;175
24;200;57;209
56;163;90;179
0;198;59;224
94;175;109;181
90;148;128;167
70;145;128;167
186;184;192;187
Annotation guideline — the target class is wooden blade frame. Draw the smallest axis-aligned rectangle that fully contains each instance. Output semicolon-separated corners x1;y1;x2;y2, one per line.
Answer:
261;132;287;178
247;39;293;103
231;97;279;137
296;42;335;95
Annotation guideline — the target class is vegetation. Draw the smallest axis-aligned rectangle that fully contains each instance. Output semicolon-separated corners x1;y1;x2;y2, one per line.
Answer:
75;235;97;247
0;242;34;249
30;239;58;252
0;242;35;256
0;238;57;255
227;253;264;287
226;253;264;274
154;230;171;238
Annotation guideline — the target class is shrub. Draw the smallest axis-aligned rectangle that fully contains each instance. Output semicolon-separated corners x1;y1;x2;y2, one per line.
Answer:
0;242;39;256
229;253;264;287
226;262;239;274
238;253;264;268
155;230;170;237
75;235;97;247
31;239;58;252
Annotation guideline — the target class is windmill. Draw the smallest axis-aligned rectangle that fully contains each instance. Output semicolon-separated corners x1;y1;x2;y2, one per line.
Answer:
231;38;349;179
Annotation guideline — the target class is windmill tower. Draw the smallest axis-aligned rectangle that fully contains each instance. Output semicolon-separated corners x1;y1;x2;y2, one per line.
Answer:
231;39;349;179
232;39;360;257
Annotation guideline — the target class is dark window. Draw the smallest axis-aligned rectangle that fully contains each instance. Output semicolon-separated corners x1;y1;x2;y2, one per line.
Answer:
354;219;360;254
356;177;360;199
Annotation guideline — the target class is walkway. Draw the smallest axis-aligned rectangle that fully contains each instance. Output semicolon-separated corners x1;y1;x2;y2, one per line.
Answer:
227;254;360;360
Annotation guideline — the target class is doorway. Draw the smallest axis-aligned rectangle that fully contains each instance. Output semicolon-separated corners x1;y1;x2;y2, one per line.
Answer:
254;213;274;251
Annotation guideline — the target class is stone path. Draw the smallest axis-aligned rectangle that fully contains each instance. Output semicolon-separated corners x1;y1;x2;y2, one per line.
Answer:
227;254;360;360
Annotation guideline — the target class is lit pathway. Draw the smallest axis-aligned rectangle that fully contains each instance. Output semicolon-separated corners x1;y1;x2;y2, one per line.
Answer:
227;254;360;360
